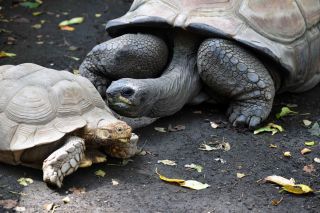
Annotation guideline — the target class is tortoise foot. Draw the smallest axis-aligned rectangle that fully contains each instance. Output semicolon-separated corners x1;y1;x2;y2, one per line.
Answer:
42;136;85;188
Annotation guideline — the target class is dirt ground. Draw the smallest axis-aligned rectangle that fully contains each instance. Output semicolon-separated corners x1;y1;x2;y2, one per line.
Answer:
0;0;319;212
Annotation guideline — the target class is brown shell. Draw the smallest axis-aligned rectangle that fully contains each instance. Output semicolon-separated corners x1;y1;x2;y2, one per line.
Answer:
0;63;109;151
106;0;320;92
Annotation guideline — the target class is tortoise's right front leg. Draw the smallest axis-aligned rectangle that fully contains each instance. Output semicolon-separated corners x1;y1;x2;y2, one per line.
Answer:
79;34;168;98
42;136;85;188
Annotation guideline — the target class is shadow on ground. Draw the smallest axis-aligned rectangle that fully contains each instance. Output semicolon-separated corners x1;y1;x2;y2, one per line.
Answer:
0;0;319;212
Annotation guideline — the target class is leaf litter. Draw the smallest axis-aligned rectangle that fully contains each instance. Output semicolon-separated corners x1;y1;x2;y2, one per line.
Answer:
157;160;177;166
254;123;284;135
276;107;298;119
199;138;230;151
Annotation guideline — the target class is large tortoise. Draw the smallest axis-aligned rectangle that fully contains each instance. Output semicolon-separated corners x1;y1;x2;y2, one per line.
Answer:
0;64;139;187
80;0;320;128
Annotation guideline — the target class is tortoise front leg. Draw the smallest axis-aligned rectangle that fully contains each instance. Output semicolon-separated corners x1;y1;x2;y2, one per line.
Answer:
79;34;168;98
42;136;85;188
197;39;275;129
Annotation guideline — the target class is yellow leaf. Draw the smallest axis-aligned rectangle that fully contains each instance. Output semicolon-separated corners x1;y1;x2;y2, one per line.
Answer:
180;180;210;190
301;148;311;155
95;169;106;177
157;160;177;166
282;184;313;194
32;11;42;16
254;123;284;135
276;107;298;119
59;17;84;26
264;175;295;186
156;170;184;183
269;144;278;148
0;51;16;58
303;120;312;127
17;178;33;186
304;141;316;146
59;26;75;31
236;173;246;179
156;169;209;190
95;13;102;18
283;151;291;157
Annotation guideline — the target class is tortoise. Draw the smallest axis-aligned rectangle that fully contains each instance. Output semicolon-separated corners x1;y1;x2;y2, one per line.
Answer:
0;63;139;188
80;0;320;128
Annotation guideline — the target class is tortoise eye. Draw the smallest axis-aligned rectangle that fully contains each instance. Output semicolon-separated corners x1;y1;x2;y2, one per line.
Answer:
117;127;123;132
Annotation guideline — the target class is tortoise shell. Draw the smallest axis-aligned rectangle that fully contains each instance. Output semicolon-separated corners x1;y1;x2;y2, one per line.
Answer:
106;0;320;92
0;63;111;151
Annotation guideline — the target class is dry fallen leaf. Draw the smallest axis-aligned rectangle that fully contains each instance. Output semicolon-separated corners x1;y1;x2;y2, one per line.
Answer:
59;17;84;27
282;184;313;194
157;160;177;166
0;199;18;209
112;179;119;186
276;107;298;119
0;51;16;58
62;196;70;204
59;26;75;31
68;187;86;195
95;13;102;18
180;180;210;190
304;141;316;146
264;175;313;195
210;121;219;129
301;148;312;155
236;173;246;179
303;164;316;174
199;139;230;152
303;120;312;127
17;177;33;186
14;206;26;212
185;164;203;173
214;158;226;164
283;151;291;157
156;169;209;190
95;169;106;177
269;144;278;148
314;158;320;164
264;175;295;186
168;124;185;132
193;110;202;114
254;123;284;135
271;197;283;206
154;127;166;133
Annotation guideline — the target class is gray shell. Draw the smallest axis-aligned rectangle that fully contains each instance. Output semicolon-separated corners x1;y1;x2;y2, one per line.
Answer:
0;63;111;151
106;0;320;92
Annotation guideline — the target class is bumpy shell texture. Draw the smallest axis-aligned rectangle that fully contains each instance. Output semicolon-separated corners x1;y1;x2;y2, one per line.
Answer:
106;0;320;92
0;63;108;151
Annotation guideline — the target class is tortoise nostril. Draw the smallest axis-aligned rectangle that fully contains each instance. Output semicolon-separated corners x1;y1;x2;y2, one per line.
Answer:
121;87;135;97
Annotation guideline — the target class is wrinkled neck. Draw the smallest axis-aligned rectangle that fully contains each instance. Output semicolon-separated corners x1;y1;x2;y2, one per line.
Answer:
143;32;202;117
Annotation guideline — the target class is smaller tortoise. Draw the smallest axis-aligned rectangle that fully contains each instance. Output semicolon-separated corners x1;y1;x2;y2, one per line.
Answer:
0;64;139;188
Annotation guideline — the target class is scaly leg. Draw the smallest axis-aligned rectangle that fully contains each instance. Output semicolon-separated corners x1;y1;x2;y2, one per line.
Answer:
42;136;85;188
197;39;275;129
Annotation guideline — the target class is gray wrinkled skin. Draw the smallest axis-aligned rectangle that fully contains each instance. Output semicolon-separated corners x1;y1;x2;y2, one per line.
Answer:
106;32;202;118
80;34;168;98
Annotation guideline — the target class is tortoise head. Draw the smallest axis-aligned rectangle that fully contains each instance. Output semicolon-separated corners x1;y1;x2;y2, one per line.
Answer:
84;118;132;143
106;78;157;117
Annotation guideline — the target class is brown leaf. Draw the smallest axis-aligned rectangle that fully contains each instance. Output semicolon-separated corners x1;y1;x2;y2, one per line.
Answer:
0;199;18;209
168;124;185;132
303;164;316;174
68;187;86;195
271;197;283;206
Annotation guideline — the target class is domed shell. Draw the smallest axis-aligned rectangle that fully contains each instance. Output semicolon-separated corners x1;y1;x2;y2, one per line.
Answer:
0;63;108;151
106;0;320;92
